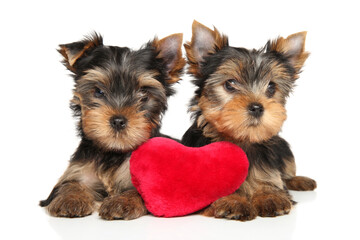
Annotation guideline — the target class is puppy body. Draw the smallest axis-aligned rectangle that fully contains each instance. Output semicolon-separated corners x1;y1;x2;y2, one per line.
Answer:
40;33;185;220
182;21;316;221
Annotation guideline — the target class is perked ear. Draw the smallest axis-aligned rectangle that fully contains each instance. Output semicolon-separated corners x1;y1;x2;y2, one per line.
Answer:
152;33;186;84
184;20;228;77
267;32;309;72
58;33;103;73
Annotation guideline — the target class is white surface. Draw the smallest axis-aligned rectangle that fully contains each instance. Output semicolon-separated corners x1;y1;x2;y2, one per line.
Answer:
1;0;360;239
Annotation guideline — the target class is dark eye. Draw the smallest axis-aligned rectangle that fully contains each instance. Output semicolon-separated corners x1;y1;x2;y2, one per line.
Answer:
94;87;105;98
224;79;237;92
266;82;276;98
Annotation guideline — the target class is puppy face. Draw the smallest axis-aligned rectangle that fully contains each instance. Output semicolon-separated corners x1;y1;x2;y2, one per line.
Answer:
185;21;309;143
60;33;185;151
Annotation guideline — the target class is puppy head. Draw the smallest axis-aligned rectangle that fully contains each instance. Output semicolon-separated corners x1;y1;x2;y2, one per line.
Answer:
59;32;185;151
186;21;309;143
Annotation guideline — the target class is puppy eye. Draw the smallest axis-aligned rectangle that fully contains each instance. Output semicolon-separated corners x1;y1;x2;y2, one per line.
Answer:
94;87;105;98
266;82;276;98
224;79;237;92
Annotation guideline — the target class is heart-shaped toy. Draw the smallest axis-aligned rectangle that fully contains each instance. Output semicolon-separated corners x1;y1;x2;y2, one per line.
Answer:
130;137;249;217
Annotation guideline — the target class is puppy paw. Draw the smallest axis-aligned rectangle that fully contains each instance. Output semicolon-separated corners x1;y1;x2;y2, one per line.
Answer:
285;176;317;191
47;194;94;218
99;190;147;220
203;194;256;221
252;192;292;217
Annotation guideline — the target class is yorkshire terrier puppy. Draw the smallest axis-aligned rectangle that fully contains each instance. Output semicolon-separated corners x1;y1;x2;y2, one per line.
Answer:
40;32;185;220
182;21;316;221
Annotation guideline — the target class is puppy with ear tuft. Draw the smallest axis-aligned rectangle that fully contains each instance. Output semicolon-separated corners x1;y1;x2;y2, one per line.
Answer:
40;32;186;220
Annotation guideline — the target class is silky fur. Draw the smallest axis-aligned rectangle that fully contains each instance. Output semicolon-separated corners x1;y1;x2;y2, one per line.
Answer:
40;32;185;220
182;21;316;221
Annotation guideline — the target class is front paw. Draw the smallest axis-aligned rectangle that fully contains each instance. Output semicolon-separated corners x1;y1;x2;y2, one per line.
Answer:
285;176;317;191
47;194;94;218
99;190;147;220
252;192;292;217
203;194;256;221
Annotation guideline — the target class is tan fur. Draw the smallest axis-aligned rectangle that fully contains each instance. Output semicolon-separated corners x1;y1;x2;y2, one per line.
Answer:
71;92;82;106
204;164;291;219
77;68;163;152
252;188;292;217
281;157;316;190
215;59;244;83
268;31;309;72
58;37;102;72
98;157;134;195
99;189;147;220
49;156;138;214
195;57;289;143
59;162;100;188
186;24;315;220
81;67;111;86
152;33;186;84
46;32;186;220
82;104;152;151
236;164;284;197
285;176;317;191
203;193;256;221
138;71;163;89
184;20;228;77
113;157;134;193
282;157;296;180
46;181;96;217
46;158;140;218
199;93;286;143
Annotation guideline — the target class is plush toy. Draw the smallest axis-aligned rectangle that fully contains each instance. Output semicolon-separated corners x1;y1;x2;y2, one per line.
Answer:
130;137;249;217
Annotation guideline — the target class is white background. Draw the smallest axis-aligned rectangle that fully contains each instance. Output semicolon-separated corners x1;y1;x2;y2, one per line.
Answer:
1;0;360;239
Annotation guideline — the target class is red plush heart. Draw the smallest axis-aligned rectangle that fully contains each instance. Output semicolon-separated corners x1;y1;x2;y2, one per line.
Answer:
130;137;249;217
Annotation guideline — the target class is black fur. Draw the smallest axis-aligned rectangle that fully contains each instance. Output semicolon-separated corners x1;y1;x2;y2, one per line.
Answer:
182;122;212;147
39;186;59;207
40;33;184;210
183;23;314;220
191;47;296;109
182;36;299;176
182;124;293;174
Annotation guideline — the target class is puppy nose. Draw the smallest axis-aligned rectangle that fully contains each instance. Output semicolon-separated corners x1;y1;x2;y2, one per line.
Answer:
110;115;127;131
248;103;264;118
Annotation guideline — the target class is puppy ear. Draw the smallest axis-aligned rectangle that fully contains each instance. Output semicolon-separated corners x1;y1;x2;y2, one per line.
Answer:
267;32;309;72
58;33;103;73
184;20;228;77
152;33;186;84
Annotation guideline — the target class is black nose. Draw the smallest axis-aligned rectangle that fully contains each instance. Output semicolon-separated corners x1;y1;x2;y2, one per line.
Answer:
248;103;264;118
110;115;127;131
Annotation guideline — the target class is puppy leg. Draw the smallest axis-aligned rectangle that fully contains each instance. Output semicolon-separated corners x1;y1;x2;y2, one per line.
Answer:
99;189;147;220
45;182;95;217
285;176;317;191
251;186;293;217
98;158;147;220
202;193;256;221
40;162;103;218
282;157;317;191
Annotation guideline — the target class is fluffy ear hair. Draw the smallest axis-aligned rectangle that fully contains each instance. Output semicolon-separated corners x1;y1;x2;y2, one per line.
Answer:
267;32;309;72
184;20;228;77
58;32;103;73
152;33;186;84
